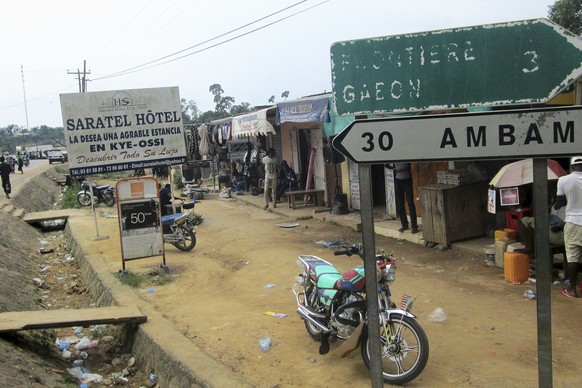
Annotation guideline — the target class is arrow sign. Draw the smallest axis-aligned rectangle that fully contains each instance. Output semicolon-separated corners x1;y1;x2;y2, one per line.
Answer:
331;19;582;115
332;106;582;164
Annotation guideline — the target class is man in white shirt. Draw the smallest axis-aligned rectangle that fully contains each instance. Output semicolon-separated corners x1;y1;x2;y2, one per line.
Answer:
555;156;582;298
262;148;278;210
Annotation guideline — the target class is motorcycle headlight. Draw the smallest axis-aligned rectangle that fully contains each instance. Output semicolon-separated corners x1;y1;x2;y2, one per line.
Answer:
382;264;396;283
295;274;306;286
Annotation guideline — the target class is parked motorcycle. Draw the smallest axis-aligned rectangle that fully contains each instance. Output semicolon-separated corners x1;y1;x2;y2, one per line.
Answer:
293;243;429;385
161;199;197;251
77;180;116;207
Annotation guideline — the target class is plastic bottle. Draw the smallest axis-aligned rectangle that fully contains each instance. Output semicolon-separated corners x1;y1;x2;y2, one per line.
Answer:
524;290;536;300
259;337;271;351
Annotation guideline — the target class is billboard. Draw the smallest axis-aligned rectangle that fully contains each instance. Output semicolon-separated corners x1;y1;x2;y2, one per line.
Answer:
60;86;187;176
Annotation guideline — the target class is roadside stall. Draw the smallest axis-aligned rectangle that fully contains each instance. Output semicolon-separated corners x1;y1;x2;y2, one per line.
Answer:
487;158;568;275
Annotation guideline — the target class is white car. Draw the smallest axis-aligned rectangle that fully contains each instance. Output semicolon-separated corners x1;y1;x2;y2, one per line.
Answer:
47;151;66;164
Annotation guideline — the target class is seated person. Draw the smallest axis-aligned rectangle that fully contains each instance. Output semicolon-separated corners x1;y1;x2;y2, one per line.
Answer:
521;215;565;247
276;160;297;202
159;183;176;216
230;162;240;177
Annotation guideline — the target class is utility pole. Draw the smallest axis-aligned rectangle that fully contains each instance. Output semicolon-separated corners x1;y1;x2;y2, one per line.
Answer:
20;65;30;130
67;60;91;93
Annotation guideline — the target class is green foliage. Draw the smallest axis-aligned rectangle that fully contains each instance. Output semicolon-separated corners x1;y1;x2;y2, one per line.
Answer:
0;125;65;154
549;0;582;35
61;182;83;209
114;268;173;288
191;212;204;225
230;102;251;115
181;98;199;124
27;328;59;351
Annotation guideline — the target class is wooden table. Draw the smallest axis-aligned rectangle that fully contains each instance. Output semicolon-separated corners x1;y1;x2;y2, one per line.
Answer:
287;189;325;209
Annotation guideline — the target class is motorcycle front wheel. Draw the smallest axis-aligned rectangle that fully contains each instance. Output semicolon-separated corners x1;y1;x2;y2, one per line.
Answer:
172;226;196;251
77;192;92;207
361;313;429;385
103;192;116;207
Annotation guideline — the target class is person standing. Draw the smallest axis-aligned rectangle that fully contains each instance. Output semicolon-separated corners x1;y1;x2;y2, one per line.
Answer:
555;156;582;298
0;156;12;198
16;152;23;174
262;148;278;210
388;163;419;234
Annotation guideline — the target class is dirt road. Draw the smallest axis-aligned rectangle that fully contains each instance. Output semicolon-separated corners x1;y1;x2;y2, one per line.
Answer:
65;187;581;387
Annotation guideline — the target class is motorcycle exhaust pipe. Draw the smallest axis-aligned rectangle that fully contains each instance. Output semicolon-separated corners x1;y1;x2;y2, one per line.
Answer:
297;306;332;334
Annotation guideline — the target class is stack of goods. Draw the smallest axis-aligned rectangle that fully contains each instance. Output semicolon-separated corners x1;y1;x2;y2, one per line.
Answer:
494;228;517;269
436;169;473;186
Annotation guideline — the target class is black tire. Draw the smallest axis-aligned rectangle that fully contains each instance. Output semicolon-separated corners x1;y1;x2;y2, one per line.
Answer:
77;192;92;207
172;226;196;251
103;192;116;207
360;313;429;385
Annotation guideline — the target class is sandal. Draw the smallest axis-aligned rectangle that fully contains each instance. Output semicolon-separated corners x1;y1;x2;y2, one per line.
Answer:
263;204;268;210
560;288;577;298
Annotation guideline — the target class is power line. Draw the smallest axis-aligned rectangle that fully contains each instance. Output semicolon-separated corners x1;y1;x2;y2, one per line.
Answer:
94;0;327;81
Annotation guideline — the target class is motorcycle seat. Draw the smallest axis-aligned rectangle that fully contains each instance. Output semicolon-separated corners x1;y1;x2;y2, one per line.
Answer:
161;213;183;226
95;185;111;190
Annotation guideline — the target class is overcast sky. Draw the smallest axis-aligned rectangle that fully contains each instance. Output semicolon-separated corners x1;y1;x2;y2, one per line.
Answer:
0;0;555;128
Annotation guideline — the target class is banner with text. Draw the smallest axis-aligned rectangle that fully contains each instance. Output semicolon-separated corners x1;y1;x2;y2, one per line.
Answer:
60;86;187;176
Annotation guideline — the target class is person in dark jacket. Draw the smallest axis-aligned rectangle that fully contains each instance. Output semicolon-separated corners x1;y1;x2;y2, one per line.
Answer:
0;156;12;198
276;160;297;202
387;163;419;234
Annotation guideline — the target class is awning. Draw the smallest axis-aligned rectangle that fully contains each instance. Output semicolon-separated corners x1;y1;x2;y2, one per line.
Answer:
276;95;330;124
232;107;276;139
323;114;354;137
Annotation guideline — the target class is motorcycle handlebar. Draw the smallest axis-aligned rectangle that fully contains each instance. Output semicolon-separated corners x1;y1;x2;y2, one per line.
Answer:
334;249;350;256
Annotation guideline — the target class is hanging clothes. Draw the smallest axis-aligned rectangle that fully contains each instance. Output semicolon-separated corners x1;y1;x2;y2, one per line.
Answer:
198;124;209;156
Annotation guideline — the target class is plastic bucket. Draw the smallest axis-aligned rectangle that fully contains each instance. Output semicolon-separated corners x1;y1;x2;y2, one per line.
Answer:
483;244;496;262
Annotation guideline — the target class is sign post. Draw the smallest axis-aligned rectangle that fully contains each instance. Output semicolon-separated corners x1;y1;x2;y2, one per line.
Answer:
332;106;582;163
116;177;164;271
331;18;582;387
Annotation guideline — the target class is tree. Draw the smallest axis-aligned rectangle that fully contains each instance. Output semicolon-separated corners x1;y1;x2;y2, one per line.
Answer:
549;0;582;35
209;83;235;114
180;98;199;124
230;102;251;115
268;91;290;103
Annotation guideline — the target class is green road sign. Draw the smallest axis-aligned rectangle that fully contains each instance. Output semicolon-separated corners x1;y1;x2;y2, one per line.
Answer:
331;19;582;115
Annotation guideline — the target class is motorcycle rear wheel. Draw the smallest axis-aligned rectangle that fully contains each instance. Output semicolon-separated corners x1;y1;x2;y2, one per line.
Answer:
77;192;92;207
360;313;429;385
172;227;196;251
103;192;116;207
302;284;324;340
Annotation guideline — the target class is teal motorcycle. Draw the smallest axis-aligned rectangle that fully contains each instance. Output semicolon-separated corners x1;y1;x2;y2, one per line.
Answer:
292;243;429;385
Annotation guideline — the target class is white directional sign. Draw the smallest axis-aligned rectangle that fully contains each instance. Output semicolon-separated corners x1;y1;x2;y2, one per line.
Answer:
332;106;582;163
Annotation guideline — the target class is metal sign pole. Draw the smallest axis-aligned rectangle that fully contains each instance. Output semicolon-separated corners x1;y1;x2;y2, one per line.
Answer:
532;159;552;387
358;164;383;387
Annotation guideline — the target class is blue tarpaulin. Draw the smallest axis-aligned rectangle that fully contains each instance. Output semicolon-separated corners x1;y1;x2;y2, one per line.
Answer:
276;95;330;124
